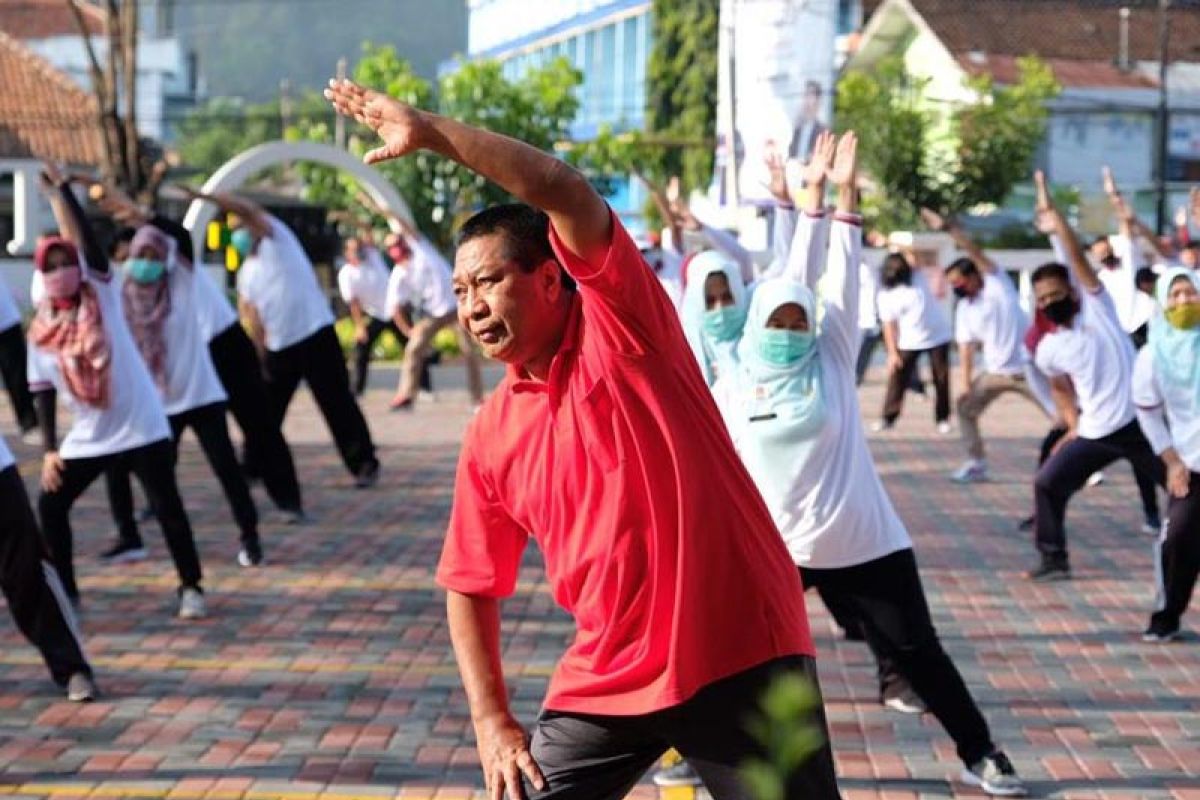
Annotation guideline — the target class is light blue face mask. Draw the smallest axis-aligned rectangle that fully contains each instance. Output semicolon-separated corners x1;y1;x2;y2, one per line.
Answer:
703;305;746;342
124;258;166;284
757;328;815;366
230;228;254;258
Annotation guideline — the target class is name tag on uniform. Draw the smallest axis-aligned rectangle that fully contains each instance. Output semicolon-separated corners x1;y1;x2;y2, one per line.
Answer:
749;412;778;423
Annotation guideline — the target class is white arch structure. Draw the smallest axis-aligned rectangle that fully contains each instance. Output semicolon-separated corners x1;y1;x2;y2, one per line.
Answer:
180;140;412;264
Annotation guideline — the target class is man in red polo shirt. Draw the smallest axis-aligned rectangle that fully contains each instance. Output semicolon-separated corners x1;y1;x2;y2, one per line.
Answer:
326;80;839;800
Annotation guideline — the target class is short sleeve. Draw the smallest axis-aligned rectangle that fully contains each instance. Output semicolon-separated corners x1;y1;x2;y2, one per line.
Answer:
547;209;682;355
1035;336;1065;378
876;289;900;323
337;267;355;305
384;267;409;315
436;434;528;598
1131;347;1162;410
954;305;975;344
236;261;258;304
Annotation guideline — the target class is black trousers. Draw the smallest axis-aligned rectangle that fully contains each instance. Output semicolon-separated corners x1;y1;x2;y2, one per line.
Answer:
801;549;995;767
0;466;92;686
38;438;203;600
264;325;378;477
106;402;260;548
0;322;36;432
882;343;949;424
1151;471;1200;630
527;656;840;800
353;316;432;396
1034;420;1165;562
814;583;907;700
209;323;302;512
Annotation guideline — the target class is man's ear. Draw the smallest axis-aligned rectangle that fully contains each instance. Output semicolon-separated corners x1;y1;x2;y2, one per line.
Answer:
539;258;563;300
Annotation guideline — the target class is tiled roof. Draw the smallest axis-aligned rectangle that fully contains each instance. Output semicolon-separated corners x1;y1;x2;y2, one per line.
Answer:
0;0;105;39
956;53;1159;90
0;29;103;164
906;0;1200;64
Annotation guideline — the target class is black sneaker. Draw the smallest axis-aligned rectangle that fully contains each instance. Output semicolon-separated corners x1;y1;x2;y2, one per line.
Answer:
1142;621;1183;643
1025;558;1070;582
99;539;148;564
961;751;1028;797
354;460;380;489
237;539;264;568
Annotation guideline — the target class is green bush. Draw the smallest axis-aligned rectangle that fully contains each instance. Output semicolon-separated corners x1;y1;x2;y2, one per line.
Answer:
334;316;464;361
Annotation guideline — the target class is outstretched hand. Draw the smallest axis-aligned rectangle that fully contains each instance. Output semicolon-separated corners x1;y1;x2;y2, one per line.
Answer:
825;131;858;188
762;145;790;204
324;79;427;165
1101;165;1118;198
919;207;946;232
801;130;835;187
1034;170;1053;212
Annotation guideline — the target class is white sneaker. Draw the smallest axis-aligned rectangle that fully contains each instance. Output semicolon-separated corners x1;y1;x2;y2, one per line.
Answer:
936;421;954;435
882;687;926;714
66;672;97;702
961;751;1028;797
870;420;893;433
1141;517;1163;537
951;460;988;484
178;587;207;619
1086;471;1105;487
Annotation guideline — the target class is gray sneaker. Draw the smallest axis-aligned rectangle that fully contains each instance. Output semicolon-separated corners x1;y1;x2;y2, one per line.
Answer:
882;686;926;714
66;672;97;702
178;587;207;620
652;761;702;787
961;751;1028;797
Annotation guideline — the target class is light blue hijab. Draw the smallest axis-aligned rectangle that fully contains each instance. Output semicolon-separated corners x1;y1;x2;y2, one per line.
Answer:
1150;267;1200;410
681;250;749;385
733;277;827;456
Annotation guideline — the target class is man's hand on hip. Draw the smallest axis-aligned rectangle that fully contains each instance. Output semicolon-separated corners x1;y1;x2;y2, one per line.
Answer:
474;711;546;800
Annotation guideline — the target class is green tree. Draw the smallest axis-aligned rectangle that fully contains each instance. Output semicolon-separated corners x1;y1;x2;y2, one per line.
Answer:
646;0;720;193
289;44;593;251
836;56;1059;231
177;94;333;178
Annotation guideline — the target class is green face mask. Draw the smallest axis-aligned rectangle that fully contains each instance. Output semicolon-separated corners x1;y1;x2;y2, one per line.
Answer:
1165;302;1200;330
757;328;816;366
703;305;746;342
124;258;166;284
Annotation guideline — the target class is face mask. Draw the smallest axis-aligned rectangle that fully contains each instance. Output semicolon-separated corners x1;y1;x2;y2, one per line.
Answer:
1165;301;1200;330
125;258;166;284
952;286;970;299
44;265;82;300
1043;296;1078;326
1100;255;1120;269
703;305;746;342
758;328;815;366
231;228;254;258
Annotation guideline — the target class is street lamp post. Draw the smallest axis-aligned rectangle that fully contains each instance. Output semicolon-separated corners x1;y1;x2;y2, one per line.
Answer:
1154;0;1171;234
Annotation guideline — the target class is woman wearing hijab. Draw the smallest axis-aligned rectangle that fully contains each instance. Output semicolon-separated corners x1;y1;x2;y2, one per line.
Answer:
680;250;750;386
28;165;208;620
111;223;264;567
1133;267;1200;642
712;134;1027;797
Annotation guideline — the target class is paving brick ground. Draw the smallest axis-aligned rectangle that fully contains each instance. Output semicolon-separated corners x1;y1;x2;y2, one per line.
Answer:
1;362;1197;800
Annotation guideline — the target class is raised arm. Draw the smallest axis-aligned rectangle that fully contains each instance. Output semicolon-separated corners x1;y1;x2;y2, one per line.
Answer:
326;79;610;261
635;171;683;253
819;133;862;356
43;164;108;277
178;186;272;240
1036;170;1098;292
784;132;835;288
921;207;997;274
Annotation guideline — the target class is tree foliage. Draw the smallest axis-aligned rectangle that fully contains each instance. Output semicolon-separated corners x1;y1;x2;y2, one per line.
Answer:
646;0;720;192
176;94;332;178
836;56;1059;231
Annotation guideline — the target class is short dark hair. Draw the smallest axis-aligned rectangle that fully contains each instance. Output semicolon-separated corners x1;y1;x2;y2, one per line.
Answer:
1136;267;1158;287
944;257;979;279
880;252;913;288
107;226;137;258
1031;262;1070;285
457;203;576;291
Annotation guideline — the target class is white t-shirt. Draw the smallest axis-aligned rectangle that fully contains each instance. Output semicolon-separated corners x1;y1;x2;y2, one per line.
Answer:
337;248;392;321
953;270;1027;376
1035;286;1137;440
30;270;44;307
857;261;879;332
0;434;14;472
1133;347;1200;472
385;238;456;320
149;263;227;416
0;282;20;331
27;270;170;460
236;216;335;352
713;220;912;568
876;273;951;351
193;267;239;342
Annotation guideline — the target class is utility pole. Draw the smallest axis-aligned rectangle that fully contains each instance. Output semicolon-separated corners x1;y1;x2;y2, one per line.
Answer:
280;79;293;137
335;57;348;148
1154;0;1171;233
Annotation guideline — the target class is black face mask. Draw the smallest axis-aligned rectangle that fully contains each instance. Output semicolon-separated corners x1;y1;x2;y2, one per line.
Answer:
1043;296;1078;325
952;286;970;299
1100;255;1120;269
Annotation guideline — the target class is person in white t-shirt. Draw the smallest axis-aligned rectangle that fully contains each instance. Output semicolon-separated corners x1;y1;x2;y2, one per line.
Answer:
712;136;1027;798
1027;171;1164;582
0;281;37;438
384;215;483;411
875;253;953;432
0;432;96;701
29;169;207;619
189;191;380;489
1133;267;1200;642
918;209;1046;483
112;224;264;567
1093;169;1157;348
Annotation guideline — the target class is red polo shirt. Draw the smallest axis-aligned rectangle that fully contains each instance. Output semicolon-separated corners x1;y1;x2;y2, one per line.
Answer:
436;213;814;715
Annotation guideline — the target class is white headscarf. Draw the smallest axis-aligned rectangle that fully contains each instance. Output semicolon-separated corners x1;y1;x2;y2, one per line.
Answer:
680;250;749;385
1151;267;1200;411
